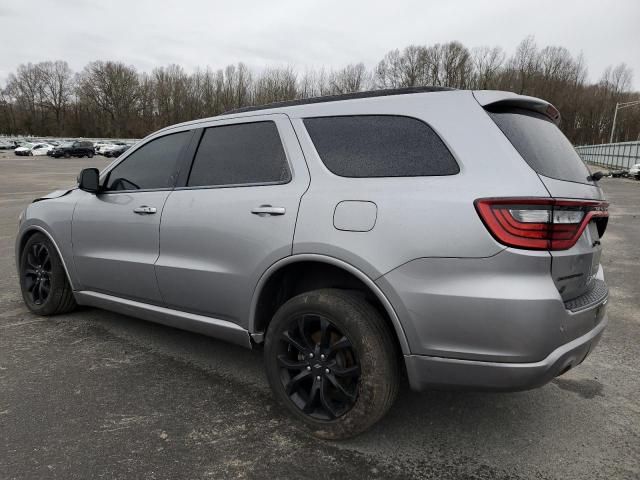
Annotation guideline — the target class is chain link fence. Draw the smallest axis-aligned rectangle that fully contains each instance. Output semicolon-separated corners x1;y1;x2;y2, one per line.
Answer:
575;141;640;170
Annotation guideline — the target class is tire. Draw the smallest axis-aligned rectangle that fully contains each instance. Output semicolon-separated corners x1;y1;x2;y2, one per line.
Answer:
264;288;399;440
28;151;33;156
88;152;94;158
19;233;76;316
64;152;71;158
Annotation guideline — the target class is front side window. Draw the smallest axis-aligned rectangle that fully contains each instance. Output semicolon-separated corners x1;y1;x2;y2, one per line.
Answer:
104;130;191;191
187;121;290;187
303;115;459;177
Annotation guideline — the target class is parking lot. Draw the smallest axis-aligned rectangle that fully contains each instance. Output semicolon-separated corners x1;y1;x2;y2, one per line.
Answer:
0;151;638;480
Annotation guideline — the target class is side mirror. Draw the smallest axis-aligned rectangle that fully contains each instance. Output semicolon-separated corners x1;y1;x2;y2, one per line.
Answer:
588;171;605;182
78;168;100;193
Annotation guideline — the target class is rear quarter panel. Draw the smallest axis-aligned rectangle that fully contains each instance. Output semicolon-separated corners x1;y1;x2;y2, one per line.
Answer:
290;90;550;278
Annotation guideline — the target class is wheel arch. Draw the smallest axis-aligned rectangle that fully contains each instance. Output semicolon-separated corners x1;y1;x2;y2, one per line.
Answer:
249;254;410;355
16;225;76;290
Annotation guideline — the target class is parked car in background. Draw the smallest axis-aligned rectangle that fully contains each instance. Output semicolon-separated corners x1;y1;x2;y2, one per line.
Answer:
93;141;110;153
104;144;131;158
30;143;55;156
25;143;55;156
97;141;127;156
15;87;610;439
629;163;640;179
0;140;18;150
609;169;627;178
49;141;95;158
14;143;34;156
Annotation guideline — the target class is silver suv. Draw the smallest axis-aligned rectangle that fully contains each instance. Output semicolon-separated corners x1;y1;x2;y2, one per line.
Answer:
16;87;609;439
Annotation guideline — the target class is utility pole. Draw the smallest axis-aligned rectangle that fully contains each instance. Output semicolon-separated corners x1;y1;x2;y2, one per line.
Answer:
610;100;640;143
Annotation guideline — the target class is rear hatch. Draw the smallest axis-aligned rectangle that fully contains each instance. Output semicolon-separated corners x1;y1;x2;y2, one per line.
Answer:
476;92;608;304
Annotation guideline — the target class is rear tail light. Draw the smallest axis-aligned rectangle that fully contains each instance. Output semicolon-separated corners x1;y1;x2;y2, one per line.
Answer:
475;198;608;250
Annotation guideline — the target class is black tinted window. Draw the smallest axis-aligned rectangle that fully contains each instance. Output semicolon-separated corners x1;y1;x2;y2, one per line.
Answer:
488;108;592;185
105;131;191;191
303;115;458;177
187;121;290;187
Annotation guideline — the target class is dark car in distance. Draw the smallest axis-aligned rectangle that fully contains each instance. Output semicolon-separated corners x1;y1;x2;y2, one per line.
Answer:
49;141;95;158
104;144;131;158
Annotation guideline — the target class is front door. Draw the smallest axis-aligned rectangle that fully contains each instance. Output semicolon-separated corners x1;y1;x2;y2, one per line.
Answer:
155;115;309;327
72;129;193;302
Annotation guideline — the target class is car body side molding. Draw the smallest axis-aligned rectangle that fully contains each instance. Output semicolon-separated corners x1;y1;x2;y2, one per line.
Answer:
75;290;253;348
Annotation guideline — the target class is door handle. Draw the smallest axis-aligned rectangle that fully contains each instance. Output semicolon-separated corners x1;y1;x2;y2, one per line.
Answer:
133;206;157;214
251;205;286;216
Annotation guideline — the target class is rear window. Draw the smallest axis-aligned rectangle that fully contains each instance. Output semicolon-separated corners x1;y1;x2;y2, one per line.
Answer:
303;115;458;177
487;108;592;185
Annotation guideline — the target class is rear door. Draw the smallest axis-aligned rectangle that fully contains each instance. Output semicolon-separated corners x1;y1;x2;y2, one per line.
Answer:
155;114;309;327
486;106;607;301
72;129;193;302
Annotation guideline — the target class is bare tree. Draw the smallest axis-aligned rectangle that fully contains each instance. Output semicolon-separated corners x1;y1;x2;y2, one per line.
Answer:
329;63;368;94
5;63;47;134
508;35;540;94
78;61;140;137
374;46;428;88
39;61;74;135
252;67;297;105
0;36;638;144
471;46;505;89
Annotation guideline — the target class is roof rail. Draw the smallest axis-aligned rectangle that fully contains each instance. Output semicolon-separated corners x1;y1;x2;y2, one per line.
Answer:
223;86;455;115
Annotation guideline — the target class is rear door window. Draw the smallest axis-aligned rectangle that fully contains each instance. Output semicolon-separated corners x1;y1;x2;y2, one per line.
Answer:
487;108;593;185
303;115;458;177
187;121;290;187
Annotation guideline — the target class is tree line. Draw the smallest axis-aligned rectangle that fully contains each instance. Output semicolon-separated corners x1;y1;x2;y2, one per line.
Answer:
1;36;638;145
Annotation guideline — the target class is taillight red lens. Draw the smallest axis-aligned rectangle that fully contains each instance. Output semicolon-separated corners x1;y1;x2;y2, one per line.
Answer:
475;198;608;250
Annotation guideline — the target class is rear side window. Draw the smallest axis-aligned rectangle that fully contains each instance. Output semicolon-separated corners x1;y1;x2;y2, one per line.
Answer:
104;131;191;191
303;115;458;177
187;121;290;187
487;108;592;185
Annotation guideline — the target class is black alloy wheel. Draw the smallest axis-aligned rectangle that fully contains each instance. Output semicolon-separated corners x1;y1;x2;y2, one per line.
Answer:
277;313;361;420
265;289;399;439
19;233;77;315
23;242;52;305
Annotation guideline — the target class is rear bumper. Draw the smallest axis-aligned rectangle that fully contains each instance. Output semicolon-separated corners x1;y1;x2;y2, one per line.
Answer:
376;249;609;390
405;310;607;392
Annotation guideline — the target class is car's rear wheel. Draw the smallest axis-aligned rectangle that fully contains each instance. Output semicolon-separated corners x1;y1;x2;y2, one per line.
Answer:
19;233;76;316
88;152;94;158
264;288;399;439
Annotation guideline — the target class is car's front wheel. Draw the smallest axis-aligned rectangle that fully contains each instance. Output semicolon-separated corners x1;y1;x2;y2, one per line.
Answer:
264;288;399;439
19;233;77;316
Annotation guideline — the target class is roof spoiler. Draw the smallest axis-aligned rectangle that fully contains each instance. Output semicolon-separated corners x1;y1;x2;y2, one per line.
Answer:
472;90;561;125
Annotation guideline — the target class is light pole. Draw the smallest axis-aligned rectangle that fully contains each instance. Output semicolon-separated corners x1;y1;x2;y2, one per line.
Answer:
609;100;640;143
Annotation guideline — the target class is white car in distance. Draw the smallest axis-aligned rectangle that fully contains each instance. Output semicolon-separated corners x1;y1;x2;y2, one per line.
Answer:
29;143;55;156
14;142;35;156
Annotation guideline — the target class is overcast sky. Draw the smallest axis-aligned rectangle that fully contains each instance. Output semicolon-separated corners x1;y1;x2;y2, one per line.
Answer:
1;0;638;89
